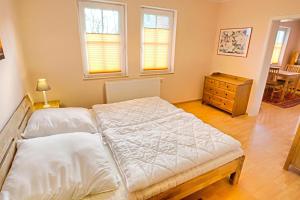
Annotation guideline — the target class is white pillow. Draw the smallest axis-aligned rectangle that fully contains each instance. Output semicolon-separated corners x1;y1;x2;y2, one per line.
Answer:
23;107;98;138
0;132;119;200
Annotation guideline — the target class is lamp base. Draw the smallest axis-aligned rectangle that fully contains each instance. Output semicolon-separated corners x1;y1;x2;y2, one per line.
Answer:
43;103;51;108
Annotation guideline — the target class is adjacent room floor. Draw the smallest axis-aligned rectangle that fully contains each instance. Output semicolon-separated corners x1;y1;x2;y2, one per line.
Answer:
176;101;300;200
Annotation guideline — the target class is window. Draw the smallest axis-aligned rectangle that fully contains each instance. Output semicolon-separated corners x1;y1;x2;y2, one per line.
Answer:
78;1;127;78
141;7;177;74
271;27;290;64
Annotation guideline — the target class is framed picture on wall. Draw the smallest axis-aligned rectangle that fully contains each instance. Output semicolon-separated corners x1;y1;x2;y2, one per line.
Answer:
0;39;4;60
217;27;252;57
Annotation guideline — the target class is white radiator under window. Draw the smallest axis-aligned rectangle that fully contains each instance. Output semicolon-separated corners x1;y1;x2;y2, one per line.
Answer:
105;78;161;103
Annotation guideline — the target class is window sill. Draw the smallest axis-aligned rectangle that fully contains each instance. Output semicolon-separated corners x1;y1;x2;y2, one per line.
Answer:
83;73;128;80
140;71;175;76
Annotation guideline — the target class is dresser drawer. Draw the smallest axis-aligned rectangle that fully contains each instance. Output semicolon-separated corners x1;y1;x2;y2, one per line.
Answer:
203;92;214;103
205;78;218;87
221;99;234;112
204;85;215;95
214;88;235;101
219;82;237;92
211;95;234;112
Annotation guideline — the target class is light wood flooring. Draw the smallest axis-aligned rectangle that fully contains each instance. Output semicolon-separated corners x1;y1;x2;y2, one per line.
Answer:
175;101;300;200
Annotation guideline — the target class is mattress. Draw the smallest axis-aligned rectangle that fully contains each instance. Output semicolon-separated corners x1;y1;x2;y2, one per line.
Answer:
84;144;243;200
92;97;243;194
92;97;181;131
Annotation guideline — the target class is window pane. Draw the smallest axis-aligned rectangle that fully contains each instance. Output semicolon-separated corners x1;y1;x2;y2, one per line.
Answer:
276;30;285;45
157;16;169;29
85;8;119;34
85;8;103;33
144;14;156;28
271;29;287;64
102;10;119;34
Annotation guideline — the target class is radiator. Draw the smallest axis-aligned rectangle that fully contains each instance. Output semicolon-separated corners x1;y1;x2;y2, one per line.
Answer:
105;78;161;103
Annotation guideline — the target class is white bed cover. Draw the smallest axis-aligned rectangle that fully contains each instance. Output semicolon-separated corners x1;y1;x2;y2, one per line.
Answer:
92;97;181;131
92;97;243;195
84;145;243;200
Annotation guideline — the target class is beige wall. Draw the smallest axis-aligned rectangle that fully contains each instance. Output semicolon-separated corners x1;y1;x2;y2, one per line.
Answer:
0;0;28;130
280;20;300;66
210;0;300;115
16;0;219;108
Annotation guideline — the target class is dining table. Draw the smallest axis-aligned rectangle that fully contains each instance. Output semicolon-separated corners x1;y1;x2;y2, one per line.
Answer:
278;69;300;101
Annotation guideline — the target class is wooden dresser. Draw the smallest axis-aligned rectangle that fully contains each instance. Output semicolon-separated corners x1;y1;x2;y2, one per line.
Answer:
284;121;300;171
202;72;253;117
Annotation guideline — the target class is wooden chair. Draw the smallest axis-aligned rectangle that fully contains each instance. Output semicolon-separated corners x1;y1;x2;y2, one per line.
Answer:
265;67;284;100
285;64;300;73
285;64;300;93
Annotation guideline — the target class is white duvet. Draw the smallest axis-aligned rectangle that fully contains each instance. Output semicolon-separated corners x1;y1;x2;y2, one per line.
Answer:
93;97;242;192
92;97;181;131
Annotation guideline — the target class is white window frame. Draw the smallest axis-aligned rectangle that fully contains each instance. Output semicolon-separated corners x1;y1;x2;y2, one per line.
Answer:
272;26;291;65
78;0;128;79
140;6;177;75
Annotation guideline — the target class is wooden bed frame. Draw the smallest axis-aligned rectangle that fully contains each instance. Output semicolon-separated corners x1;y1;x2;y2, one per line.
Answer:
0;95;245;199
0;95;32;188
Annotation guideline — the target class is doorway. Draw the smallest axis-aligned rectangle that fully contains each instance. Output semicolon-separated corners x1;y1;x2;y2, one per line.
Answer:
259;17;300;109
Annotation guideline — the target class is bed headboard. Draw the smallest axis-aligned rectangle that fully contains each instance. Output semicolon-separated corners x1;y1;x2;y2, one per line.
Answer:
105;78;161;103
0;95;33;189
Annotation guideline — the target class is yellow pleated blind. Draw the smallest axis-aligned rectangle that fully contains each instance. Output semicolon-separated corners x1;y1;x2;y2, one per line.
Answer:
86;33;121;73
271;44;282;64
143;28;169;70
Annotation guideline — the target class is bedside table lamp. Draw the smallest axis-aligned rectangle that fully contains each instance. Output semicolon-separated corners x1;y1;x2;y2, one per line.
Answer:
36;79;51;108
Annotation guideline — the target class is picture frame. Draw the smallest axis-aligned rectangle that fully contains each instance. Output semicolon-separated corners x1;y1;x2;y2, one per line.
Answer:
0;39;4;60
217;27;252;57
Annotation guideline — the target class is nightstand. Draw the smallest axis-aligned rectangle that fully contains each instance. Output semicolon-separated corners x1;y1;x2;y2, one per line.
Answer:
33;100;60;110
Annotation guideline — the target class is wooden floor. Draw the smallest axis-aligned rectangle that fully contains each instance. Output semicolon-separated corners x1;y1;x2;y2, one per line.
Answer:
175;101;300;200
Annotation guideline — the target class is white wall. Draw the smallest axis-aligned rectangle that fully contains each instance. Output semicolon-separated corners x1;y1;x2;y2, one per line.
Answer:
0;0;28;130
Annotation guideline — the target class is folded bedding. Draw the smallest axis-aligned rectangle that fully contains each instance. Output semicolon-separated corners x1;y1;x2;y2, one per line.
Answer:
93;97;242;192
92;96;181;131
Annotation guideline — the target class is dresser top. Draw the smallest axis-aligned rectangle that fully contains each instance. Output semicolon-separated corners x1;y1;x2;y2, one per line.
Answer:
206;72;253;85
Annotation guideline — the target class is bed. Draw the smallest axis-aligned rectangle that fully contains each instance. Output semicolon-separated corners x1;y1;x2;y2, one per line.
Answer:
91;96;244;199
0;93;244;200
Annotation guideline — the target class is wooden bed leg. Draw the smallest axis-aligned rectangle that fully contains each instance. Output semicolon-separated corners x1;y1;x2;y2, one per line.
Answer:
229;155;245;185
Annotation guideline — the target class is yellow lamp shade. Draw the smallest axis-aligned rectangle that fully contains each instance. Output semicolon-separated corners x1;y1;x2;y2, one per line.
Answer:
36;79;51;92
